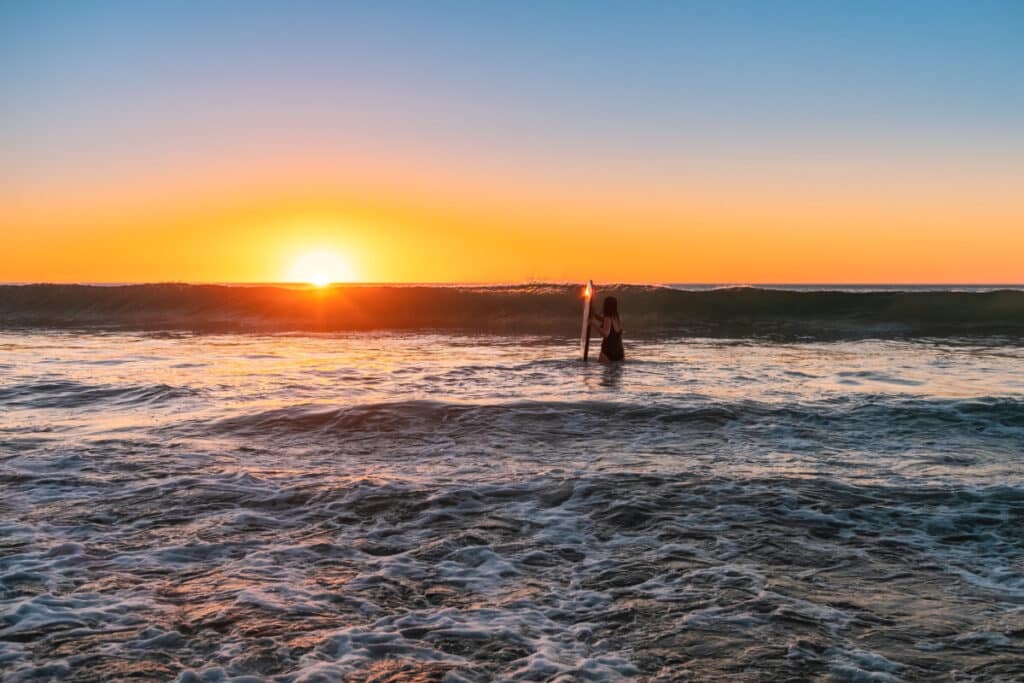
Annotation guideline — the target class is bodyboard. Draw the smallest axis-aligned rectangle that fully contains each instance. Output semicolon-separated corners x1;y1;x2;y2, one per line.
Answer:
580;280;594;361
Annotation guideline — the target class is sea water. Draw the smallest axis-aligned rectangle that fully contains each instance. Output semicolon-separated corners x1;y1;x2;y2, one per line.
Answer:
1;329;1022;680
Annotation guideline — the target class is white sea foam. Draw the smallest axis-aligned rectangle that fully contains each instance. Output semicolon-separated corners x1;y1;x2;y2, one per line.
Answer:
1;332;1022;679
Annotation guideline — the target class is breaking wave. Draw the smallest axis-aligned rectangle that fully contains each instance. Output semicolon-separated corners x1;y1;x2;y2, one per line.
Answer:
0;379;196;410
2;283;1023;337
199;396;1024;443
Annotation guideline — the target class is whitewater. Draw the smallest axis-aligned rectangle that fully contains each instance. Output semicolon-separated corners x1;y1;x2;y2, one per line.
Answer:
1;287;1023;681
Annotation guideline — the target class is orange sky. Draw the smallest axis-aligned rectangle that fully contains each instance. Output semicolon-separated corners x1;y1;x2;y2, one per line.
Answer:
5;153;1023;284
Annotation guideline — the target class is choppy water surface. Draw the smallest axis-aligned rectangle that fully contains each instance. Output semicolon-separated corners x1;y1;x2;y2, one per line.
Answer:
1;332;1022;681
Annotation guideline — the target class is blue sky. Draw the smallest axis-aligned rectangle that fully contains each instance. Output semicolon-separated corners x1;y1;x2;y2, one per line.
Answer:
4;0;1021;169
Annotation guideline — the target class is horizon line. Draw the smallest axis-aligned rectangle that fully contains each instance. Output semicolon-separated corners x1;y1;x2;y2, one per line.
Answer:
3;281;1024;288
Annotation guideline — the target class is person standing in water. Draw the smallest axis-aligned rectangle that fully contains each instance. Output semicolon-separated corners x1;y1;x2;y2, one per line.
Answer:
590;296;625;362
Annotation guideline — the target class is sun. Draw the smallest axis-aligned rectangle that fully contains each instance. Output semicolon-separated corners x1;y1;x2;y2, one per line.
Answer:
286;249;356;287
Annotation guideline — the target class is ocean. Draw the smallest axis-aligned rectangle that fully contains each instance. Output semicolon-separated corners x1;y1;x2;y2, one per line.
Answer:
1;284;1022;681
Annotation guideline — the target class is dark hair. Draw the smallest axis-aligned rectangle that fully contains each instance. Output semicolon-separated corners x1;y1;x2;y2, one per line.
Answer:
602;296;619;318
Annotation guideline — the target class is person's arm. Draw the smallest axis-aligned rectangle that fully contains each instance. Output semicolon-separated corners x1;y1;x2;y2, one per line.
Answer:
601;317;612;337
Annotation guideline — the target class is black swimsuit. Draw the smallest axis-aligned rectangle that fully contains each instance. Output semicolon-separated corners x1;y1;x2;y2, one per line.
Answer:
601;318;625;361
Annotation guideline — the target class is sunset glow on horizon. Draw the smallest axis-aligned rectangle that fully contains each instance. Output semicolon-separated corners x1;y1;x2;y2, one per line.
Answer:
285;248;357;287
3;1;1022;284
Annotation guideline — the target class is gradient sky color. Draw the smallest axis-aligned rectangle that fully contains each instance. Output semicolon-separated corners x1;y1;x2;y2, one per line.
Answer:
3;0;1022;283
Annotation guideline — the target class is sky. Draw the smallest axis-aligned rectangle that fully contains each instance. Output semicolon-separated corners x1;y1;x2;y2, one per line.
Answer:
2;0;1022;283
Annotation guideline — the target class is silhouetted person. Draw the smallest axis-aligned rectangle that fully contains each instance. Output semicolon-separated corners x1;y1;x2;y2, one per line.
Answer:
590;296;624;362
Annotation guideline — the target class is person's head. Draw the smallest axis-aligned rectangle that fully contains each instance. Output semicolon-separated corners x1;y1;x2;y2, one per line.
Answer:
602;296;619;318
